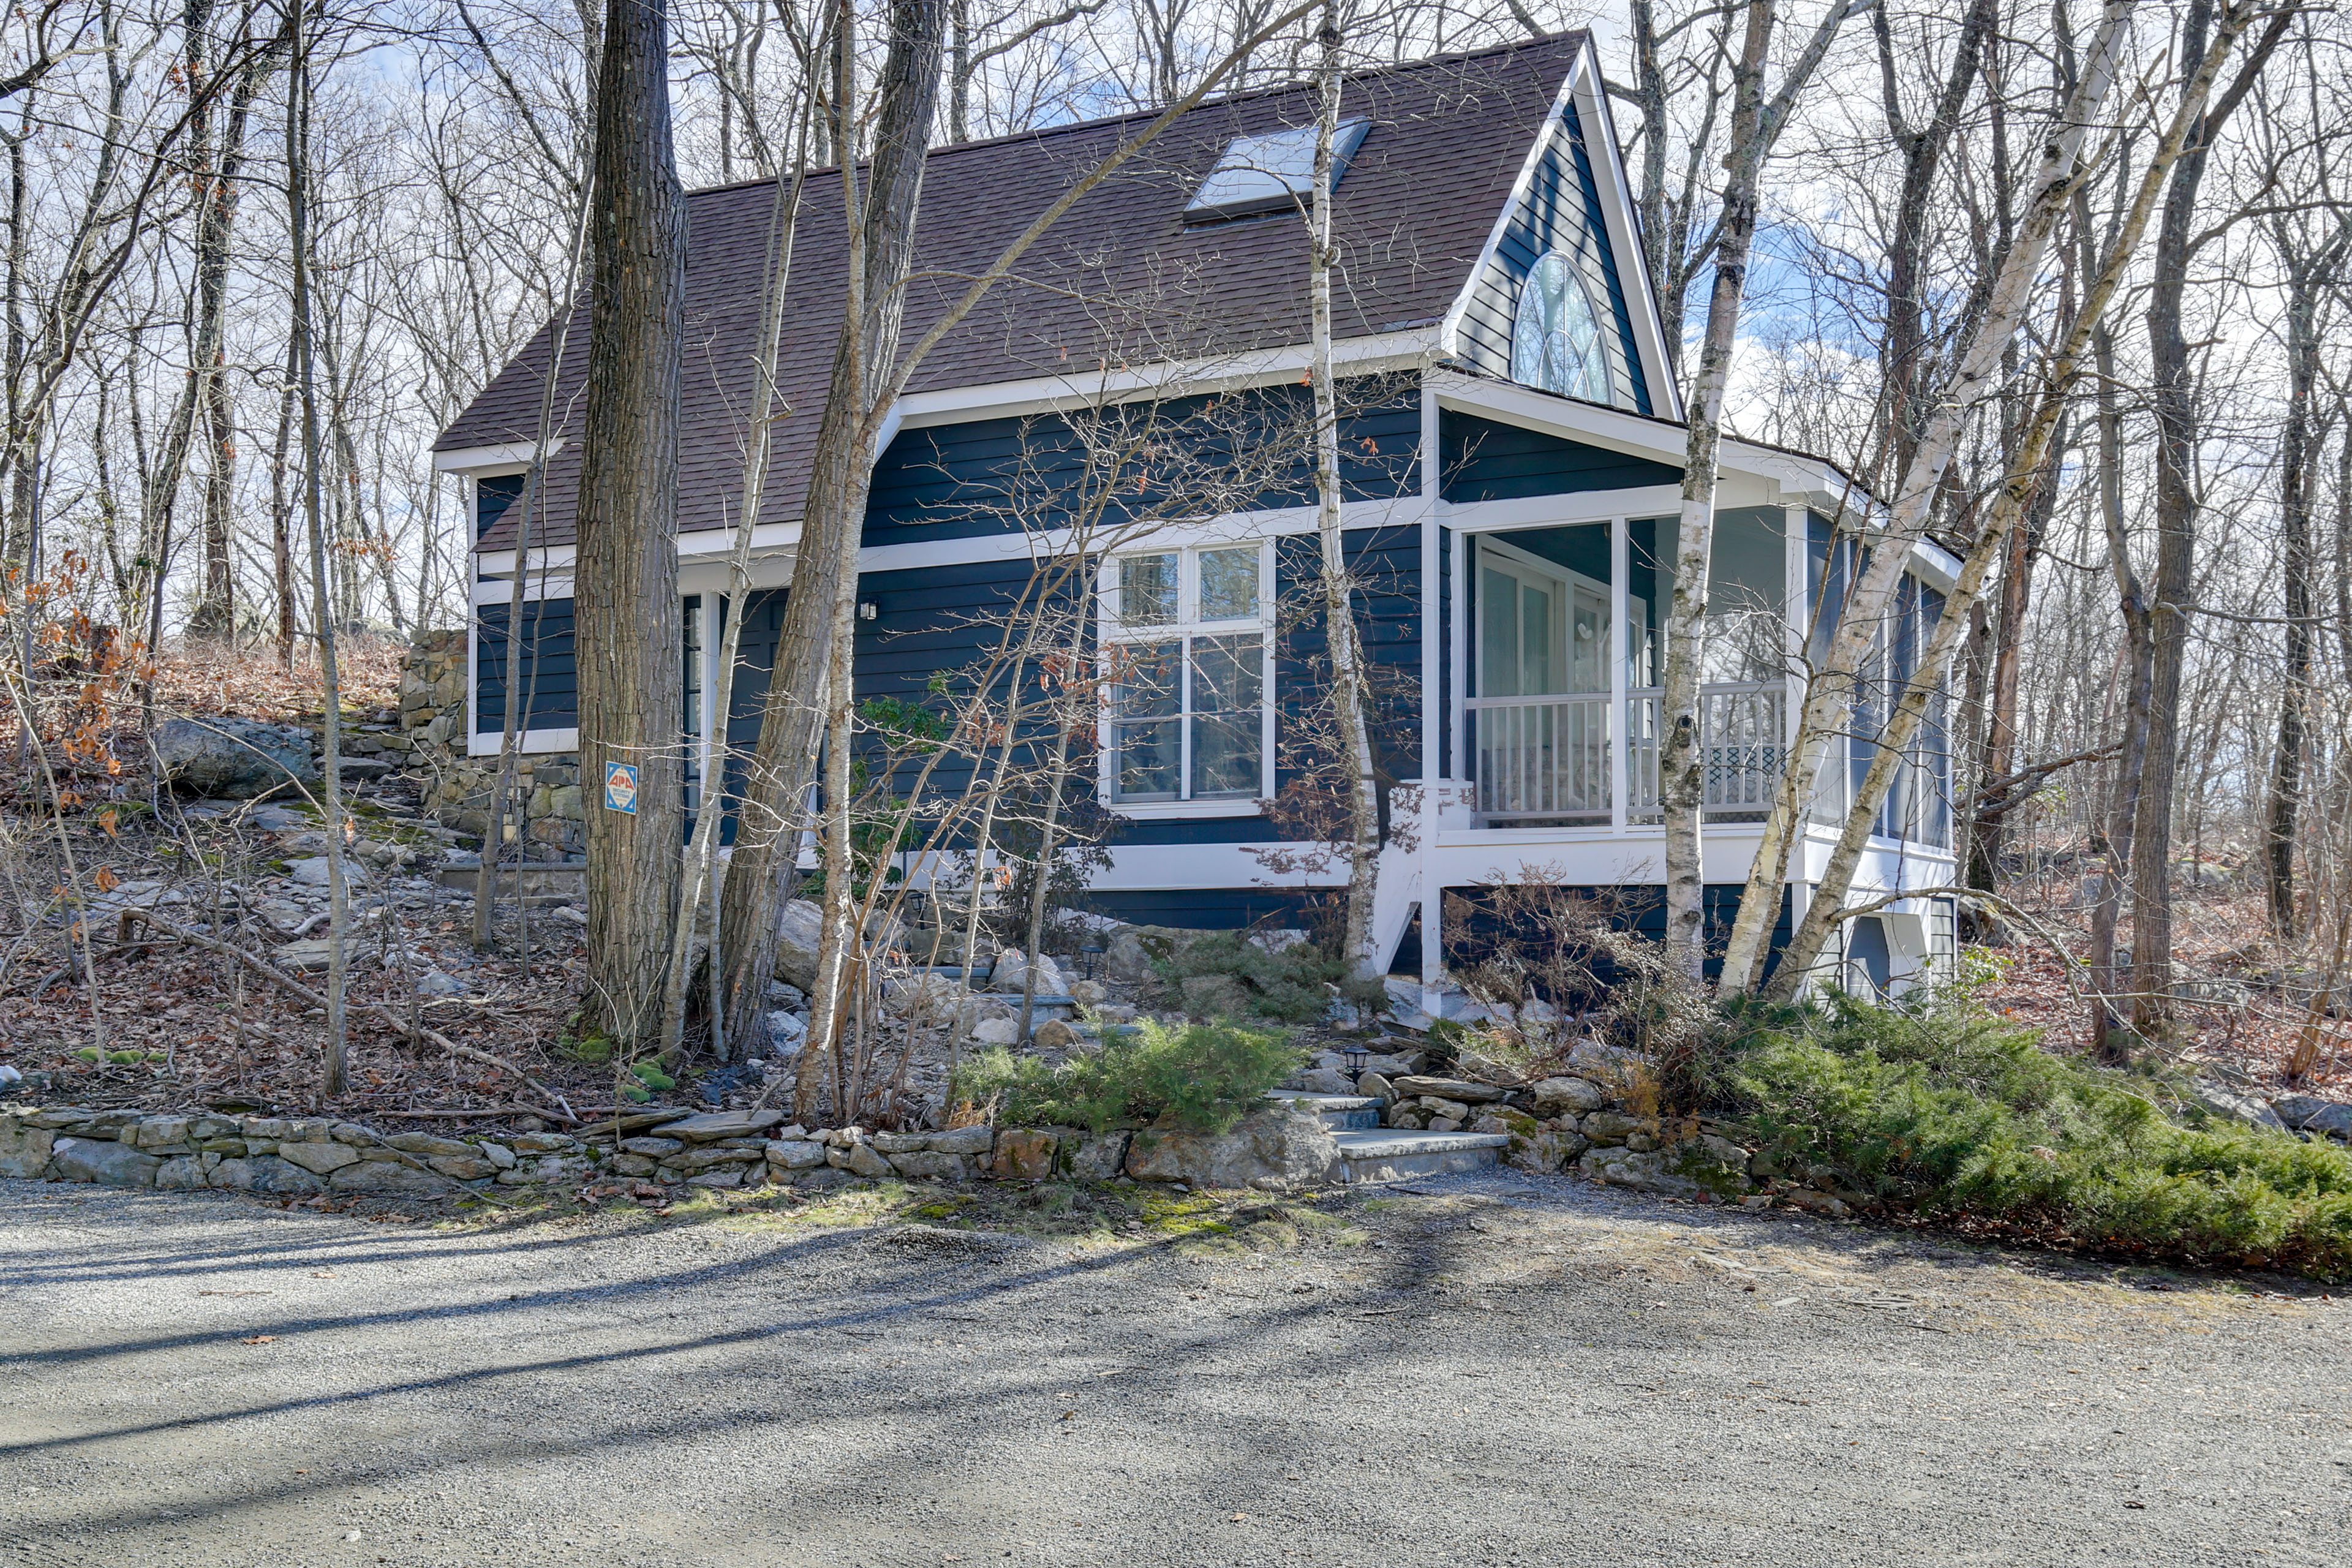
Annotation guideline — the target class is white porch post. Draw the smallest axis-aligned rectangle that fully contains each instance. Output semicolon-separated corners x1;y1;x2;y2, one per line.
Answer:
1610;514;1629;832
1418;382;1444;994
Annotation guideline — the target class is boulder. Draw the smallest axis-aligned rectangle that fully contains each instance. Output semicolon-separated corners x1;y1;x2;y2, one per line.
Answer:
773;899;826;992
990;1128;1060;1180
1070;1132;1130;1180
276;1140;362;1176
385;1131;476;1158
426;1155;496;1181
928;1125;995;1156
870;1131;930;1154
1123;1104;1343;1190
2272;1095;2352;1140
1530;1076;1610;1116
1581;1111;1649;1148
882;974;963;1023
1389;1075;1509;1104
49;1137;162;1186
969;1016;1021;1047
155;1155;208;1189
332;1161;451;1195
991;950;1066;997
2190;1078;2288;1132
1504;1128;1586;1175
765;1140;827;1170
827;1142;893;1179
887;1150;974;1181
1032;1019;1082;1050
1068;980;1109;1007
1578;1145;1702;1197
0;1118;55;1177
208;1155;325;1195
152;717;319;799
656;1110;785;1142
1355;1071;1393;1101
1101;925;1169;983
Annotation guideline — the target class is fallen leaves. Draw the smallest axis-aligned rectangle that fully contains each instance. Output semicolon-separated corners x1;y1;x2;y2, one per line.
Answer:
239;1335;277;1345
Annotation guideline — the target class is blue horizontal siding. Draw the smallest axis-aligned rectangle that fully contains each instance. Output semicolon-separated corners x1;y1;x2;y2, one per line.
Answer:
865;383;1420;547
475;598;576;732
1439;410;1678;501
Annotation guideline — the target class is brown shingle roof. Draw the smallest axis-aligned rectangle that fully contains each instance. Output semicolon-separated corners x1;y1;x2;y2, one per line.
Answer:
442;31;1589;552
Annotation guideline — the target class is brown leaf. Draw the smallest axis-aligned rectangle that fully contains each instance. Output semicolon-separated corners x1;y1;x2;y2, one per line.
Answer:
239;1335;276;1345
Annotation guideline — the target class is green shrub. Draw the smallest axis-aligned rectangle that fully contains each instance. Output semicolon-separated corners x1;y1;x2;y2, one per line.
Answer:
1152;932;1384;1024
953;1017;1302;1134
1730;993;2352;1281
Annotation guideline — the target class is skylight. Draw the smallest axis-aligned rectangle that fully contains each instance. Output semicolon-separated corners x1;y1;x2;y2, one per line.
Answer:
1184;118;1372;223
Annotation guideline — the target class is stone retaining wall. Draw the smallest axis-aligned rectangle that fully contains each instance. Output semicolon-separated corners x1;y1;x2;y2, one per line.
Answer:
0;1104;1281;1199
397;628;584;854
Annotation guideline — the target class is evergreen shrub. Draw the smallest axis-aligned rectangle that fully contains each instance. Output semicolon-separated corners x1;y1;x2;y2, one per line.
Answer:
1730;993;2352;1280
954;1017;1302;1134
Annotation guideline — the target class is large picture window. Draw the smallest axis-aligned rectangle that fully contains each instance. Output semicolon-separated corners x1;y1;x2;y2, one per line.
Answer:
1104;544;1271;804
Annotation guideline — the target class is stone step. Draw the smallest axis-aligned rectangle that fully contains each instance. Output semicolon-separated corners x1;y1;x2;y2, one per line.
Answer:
1265;1089;1384;1132
1332;1129;1510;1183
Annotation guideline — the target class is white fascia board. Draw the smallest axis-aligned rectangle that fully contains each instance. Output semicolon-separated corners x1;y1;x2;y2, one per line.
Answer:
857;495;1423;575
886;327;1439;431
435;440;557;473
1442;487;1687;532
675;519;803;564
467;726;578;757
470;573;575;604
473;546;573;583
1567;41;1684;422
1908;535;1963;592
1434;62;1574;363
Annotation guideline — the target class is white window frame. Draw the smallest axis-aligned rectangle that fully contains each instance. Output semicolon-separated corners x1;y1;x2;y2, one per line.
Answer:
1098;543;1275;817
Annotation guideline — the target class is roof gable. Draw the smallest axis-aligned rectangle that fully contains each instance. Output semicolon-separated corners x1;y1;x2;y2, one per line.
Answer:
442;32;1603;553
1441;38;1679;419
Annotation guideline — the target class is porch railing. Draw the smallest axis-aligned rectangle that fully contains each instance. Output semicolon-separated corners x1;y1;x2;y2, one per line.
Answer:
1468;693;1611;819
1471;680;1788;823
1627;680;1787;812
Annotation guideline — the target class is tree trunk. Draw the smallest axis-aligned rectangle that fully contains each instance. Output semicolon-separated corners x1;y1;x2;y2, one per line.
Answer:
718;0;947;1054
2263;247;2331;940
1308;1;1379;967
1762;0;2260;1000
287;0;350;1097
1718;0;2142;994
1659;0;1778;980
573;0;688;1045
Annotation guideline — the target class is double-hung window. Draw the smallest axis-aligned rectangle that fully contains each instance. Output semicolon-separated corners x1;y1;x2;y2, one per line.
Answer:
1104;544;1271;804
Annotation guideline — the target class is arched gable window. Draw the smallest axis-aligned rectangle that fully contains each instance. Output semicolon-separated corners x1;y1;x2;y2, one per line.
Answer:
1510;251;1611;404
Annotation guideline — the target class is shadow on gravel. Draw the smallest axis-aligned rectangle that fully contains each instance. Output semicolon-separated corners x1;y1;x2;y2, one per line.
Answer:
0;1207;1588;1549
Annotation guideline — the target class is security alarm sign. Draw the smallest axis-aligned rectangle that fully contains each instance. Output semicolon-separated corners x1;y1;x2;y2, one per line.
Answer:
602;762;639;815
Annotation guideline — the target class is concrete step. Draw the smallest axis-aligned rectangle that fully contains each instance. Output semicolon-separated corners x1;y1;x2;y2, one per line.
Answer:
1332;1129;1511;1183
1265;1088;1384;1132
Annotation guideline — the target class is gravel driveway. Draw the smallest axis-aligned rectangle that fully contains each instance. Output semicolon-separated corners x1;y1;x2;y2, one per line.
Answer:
4;1171;2346;1567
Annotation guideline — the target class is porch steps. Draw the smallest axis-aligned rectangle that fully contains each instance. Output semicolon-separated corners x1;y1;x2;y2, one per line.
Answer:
1264;1090;1513;1180
1332;1129;1512;1184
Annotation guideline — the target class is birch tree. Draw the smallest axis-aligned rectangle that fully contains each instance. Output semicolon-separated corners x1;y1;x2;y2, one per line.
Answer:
1656;0;1856;978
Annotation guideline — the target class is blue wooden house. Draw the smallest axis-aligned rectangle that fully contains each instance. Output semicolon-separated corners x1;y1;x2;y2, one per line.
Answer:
434;31;1960;1003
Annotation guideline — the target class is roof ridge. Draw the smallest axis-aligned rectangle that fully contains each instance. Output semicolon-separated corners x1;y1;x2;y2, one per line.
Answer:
680;28;1588;203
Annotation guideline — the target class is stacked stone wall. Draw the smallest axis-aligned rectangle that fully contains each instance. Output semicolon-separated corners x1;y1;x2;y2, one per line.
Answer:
396;628;584;856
